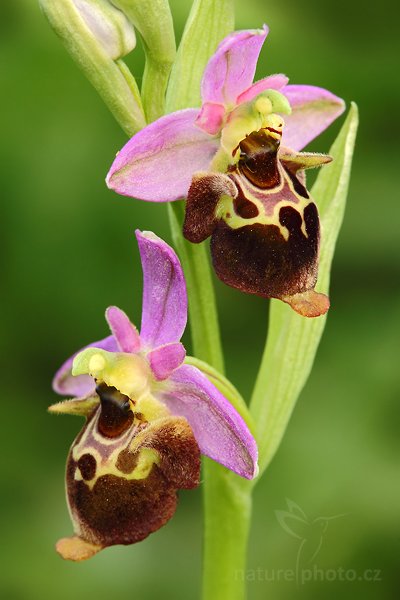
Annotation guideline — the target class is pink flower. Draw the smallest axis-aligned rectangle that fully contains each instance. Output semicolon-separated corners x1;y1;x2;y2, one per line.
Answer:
107;25;343;199
107;26;345;316
50;230;257;561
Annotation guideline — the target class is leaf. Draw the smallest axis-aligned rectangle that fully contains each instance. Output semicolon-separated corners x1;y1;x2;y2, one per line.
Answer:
166;0;234;112
250;103;359;476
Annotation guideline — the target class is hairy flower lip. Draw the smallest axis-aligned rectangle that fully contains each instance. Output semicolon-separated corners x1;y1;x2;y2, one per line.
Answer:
52;230;258;480
183;137;331;318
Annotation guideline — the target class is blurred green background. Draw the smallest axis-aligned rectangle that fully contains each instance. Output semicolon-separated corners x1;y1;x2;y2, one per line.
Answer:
1;0;399;598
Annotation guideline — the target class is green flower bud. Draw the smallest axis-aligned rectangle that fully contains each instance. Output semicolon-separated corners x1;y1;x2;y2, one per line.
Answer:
72;0;136;60
39;0;146;135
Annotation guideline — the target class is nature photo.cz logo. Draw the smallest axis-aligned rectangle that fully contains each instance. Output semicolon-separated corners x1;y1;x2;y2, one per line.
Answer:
276;499;345;571
235;499;382;585
274;499;382;585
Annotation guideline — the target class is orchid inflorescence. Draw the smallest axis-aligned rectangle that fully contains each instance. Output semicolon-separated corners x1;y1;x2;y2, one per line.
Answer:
40;1;354;585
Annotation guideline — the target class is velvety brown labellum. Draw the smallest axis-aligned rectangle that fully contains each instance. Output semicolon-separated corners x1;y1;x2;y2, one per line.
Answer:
57;384;200;561
211;202;319;299
183;128;330;317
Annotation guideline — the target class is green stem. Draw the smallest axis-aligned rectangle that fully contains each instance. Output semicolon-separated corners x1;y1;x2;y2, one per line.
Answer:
165;3;255;598
202;462;252;600
141;54;173;122
168;201;253;600
168;202;224;371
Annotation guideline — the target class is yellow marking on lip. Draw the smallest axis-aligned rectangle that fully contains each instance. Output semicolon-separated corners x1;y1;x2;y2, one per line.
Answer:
219;165;312;241
74;447;160;491
283;168;310;238
70;407;162;491
74;467;83;481
127;448;160;480
216;195;289;241
215;194;310;243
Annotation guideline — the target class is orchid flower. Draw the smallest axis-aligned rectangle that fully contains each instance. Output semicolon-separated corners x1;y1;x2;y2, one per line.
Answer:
107;25;345;317
49;230;257;562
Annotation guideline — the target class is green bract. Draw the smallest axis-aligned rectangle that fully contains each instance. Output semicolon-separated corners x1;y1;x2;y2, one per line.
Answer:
251;103;359;475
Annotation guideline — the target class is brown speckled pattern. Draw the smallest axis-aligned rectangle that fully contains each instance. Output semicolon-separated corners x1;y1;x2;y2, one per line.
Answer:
183;128;322;302
64;385;200;551
211;203;319;298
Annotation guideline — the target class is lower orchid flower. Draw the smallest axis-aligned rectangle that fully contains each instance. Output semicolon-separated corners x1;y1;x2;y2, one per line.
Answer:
50;230;258;561
106;25;345;317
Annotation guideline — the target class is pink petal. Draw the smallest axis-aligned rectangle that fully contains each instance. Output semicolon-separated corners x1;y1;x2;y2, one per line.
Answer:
106;109;219;202
52;335;118;397
136;230;187;349
158;365;258;479
201;25;269;106
147;342;186;380
105;306;141;353
281;85;345;151
236;73;289;105
195;102;226;135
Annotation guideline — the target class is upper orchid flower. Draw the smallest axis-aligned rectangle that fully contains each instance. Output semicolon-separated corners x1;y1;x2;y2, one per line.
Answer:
50;230;257;562
107;26;345;317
